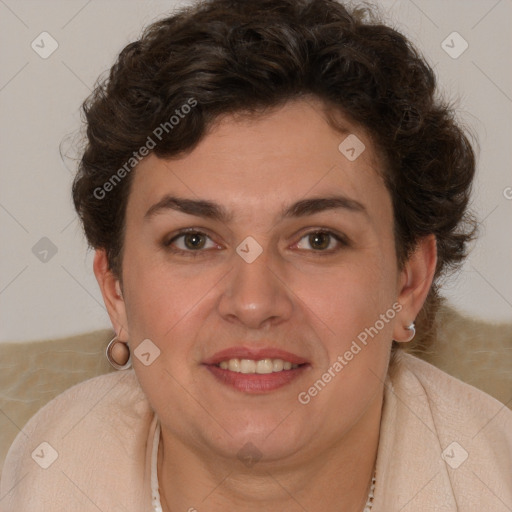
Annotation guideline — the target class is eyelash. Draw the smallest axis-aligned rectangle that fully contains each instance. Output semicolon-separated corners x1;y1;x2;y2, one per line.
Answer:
163;228;349;257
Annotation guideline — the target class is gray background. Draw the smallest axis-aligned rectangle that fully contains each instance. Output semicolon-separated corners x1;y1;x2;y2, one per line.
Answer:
1;0;511;342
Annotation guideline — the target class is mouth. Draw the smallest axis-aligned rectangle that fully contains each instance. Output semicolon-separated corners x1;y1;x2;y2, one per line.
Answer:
217;358;300;373
203;347;310;394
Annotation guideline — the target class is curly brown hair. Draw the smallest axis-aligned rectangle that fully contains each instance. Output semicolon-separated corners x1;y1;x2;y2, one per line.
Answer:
72;0;477;357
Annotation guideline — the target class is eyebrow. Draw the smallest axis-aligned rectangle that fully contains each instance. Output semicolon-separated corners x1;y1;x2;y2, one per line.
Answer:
144;194;367;223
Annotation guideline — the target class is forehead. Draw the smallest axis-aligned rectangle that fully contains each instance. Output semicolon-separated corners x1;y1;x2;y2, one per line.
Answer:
127;98;389;223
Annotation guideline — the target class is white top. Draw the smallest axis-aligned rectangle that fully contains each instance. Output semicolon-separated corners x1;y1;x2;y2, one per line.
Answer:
2;352;511;511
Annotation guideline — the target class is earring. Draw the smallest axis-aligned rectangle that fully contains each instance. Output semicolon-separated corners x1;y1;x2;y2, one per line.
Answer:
403;322;416;342
106;335;132;370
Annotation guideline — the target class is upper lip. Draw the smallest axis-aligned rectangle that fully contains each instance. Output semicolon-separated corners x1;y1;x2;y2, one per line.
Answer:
203;346;309;366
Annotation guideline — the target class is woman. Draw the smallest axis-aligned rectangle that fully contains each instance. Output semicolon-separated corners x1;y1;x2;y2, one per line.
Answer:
2;0;511;510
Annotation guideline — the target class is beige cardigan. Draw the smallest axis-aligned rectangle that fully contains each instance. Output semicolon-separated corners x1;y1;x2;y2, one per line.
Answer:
1;352;511;511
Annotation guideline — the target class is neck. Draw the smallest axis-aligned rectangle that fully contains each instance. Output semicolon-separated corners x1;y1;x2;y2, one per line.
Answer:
158;392;382;512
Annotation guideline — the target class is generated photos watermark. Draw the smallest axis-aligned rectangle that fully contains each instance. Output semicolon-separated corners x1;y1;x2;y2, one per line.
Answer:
93;97;198;200
297;302;402;404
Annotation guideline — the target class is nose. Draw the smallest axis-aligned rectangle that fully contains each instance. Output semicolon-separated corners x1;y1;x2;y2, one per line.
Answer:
217;246;294;330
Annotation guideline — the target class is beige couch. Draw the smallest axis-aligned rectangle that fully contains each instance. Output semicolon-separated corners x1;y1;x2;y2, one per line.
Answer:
1;304;511;478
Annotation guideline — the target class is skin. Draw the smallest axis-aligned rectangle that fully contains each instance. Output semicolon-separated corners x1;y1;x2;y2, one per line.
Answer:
94;97;436;512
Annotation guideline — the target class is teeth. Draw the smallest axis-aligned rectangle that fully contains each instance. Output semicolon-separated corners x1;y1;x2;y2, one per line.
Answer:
217;358;299;373
256;359;273;374
228;359;240;372
240;359;256;374
272;359;284;371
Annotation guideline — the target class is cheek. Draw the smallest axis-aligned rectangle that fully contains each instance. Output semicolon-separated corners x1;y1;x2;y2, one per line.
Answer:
294;263;395;425
120;255;215;413
296;253;398;342
122;249;217;340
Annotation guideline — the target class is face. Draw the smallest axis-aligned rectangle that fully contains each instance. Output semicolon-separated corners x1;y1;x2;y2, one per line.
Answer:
97;98;432;465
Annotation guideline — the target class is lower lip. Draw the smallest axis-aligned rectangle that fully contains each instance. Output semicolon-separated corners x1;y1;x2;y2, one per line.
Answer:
205;364;309;393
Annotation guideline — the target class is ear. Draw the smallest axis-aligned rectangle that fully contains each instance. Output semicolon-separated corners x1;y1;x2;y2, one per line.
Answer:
93;249;129;341
393;235;437;342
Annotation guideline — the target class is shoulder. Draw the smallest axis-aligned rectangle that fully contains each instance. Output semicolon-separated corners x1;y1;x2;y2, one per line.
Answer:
5;369;149;445
0;370;154;511
375;352;512;509
397;351;511;419
396;352;512;476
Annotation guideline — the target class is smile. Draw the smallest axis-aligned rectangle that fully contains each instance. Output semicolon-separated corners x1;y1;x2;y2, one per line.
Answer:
203;346;310;393
217;358;300;373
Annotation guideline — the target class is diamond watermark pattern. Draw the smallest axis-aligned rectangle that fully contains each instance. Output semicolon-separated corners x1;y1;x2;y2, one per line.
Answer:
441;32;468;60
31;441;58;469
134;338;161;366
32;237;58;263
441;441;468;469
338;134;366;161
31;32;59;59
236;236;263;263
237;442;263;468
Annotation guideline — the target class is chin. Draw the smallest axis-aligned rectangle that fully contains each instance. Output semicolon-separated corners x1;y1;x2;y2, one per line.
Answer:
202;416;309;465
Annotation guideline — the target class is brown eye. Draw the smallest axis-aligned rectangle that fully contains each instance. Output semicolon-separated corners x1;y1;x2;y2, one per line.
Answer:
183;232;207;250
165;230;218;253
308;232;331;250
295;230;348;252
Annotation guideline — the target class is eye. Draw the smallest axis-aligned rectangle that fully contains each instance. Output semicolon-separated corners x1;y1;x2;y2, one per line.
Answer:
294;230;348;252
164;230;219;253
